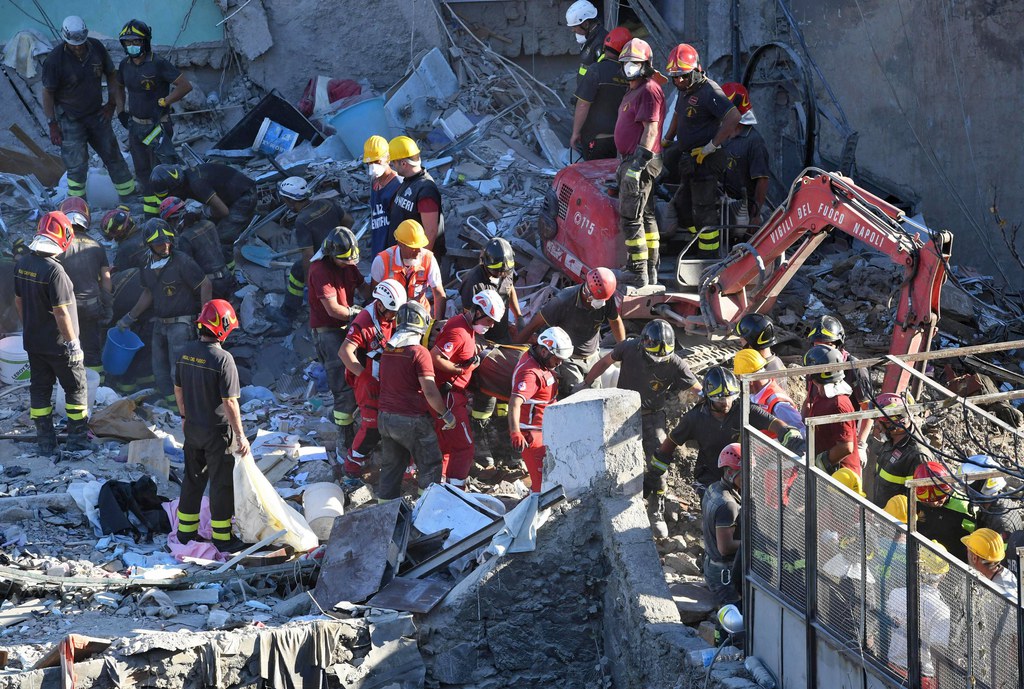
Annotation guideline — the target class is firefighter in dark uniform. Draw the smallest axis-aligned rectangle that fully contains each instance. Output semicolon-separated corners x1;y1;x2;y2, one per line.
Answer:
913;461;978;562
565;1;607;91
118;218;212;406
42;16;136;203
58;198;111;375
101;207;148;273
159;197;233;298
268;176;355;333
388;136;444;255
108;268;155;395
869;392;932;508
720;83;770;227
14;212;90;455
149;163;256;264
734;313;786;373
569;27;631;161
173;299;249;553
114;19;192;218
662;44;739;258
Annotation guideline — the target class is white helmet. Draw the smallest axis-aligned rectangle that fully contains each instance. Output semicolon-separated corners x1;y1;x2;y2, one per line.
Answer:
537;326;573;360
472;289;506;323
61;16;88;46
960;455;1007;496
565;0;598;27
373;279;407;312
278;176;311;201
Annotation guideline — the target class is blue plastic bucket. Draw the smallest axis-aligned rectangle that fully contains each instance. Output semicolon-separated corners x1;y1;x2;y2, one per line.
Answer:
326;96;390;162
102;327;145;375
252;117;300;156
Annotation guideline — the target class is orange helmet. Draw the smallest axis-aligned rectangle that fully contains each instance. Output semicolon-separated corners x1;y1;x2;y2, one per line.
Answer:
159;196;188;223
914;461;951;504
721;82;751;113
603;27;632;54
197;299;238;341
666;43;699;76
585;266;617;300
618;38;653;63
34;211;75;253
58;197;90;231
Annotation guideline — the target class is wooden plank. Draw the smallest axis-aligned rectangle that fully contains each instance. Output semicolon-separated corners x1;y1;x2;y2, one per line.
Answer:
9;125;62;168
0;599;45;628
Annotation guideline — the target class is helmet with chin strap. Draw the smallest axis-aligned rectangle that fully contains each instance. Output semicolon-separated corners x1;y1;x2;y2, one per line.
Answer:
640;319;674;360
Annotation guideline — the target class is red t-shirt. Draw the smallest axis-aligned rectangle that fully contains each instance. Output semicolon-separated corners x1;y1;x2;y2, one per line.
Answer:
433;314;476;390
343;307;395;384
614;79;666;156
378;344;435;416
307;260;361;329
511;351;558;431
806;392;861;472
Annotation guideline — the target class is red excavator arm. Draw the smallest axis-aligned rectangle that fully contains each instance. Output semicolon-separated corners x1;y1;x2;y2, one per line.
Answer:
699;168;954;393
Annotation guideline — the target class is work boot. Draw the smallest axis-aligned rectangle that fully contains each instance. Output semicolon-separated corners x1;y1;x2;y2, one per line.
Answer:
648;494;669;539
34;417;57;457
625;260;649;288
64;418;91;452
214;535;252;555
177;531;207;545
647;250;660;286
341;423;356;454
470;418;495;468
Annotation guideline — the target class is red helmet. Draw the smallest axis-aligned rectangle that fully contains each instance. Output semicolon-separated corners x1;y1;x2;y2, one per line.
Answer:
196;299;238;342
721;82;751;113
666;43;699;76
100;207;136;241
585;267;616;300
914;461;951;504
603;27;632;54
35;211;75;252
618;38;653;63
159;196;188;223
718;443;742;471
58;197;91;230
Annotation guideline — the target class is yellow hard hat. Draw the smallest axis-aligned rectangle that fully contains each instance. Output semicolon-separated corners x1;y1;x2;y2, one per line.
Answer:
388;135;420;162
920;541;950;576
363;135;389;163
884;495;908;523
961;528;1007;562
394;219;429;249
734;349;768;375
832;467;866;497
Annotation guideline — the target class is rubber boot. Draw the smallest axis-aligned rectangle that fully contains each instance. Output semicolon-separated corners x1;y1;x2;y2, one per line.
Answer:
626;260;649;288
648;493;668;539
65;418;91;452
471;418;495;468
34;417;57;457
647;249;660;286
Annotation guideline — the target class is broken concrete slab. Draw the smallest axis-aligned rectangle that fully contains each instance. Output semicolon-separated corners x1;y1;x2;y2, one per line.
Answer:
669;581;718;624
217;0;273;60
385;47;459;130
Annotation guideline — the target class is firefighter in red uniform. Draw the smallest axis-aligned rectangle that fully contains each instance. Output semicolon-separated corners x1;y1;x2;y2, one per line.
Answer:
431;289;505;487
509;326;574;492
339;279;407;483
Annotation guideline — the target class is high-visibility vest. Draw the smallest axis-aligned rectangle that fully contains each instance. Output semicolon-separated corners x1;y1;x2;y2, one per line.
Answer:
376;246;434;307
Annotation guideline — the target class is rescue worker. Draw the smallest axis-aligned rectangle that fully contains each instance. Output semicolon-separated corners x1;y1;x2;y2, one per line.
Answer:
108;267;155;395
734;313;785;372
869;392;932;508
268;176;355;333
720;83;770;227
149;163;257;261
960;457;1024;576
662;44;739;258
173;299;249;553
102;207;148;273
569;26;631;161
806;314;874;448
158;197;233;298
564;0;607;90
702;443;744;605
306;227;362;453
913;461;977;562
732;349;804;432
388;136;444;254
369;219;446;320
886;542;951;688
14;212;90;454
376;302;456;501
803;345;861;475
340;279;407;481
117;218;212;406
42;16;135;203
510;327;574;492
58;198;111;375
431;290;504;487
114;19;192;218
613;38;665;287
517;267;625;393
364;135;401;256
962;529;1018;599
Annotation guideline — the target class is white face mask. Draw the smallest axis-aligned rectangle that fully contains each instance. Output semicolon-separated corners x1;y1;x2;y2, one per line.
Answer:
589;298;606;310
472;323;490;334
574;33;587;46
368;162;388;179
487;275;500;285
623;62;643;79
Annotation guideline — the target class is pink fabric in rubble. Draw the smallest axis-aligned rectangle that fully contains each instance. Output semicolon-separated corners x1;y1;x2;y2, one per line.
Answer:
162;497;228;562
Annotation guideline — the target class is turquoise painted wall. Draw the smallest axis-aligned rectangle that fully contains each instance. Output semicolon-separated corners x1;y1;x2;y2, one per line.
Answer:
2;0;224;45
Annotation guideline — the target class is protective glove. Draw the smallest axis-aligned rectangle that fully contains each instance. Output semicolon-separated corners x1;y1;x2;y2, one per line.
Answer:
48;121;62;147
780;428;807;456
65;339;84;366
440;409;457;431
643;468;668;498
117;111;131;128
116;312;136;331
461;354;481;371
627;145;654;179
100;101;115;122
510;431;528;453
690;140;719;165
347;304;363;320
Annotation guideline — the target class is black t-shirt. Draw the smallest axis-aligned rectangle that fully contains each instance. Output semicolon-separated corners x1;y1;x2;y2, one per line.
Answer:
576;24;608;89
111;268;147;324
295;198;351;250
61;235;109;300
41;39;114;120
113;232;150;273
459;264;514;342
870;435;933;508
674;77;735;151
175;340;240;429
388;170;443;246
722;126;770;205
141;251;207;318
178;219;226;274
669;402;775;486
574;55;629;141
182;164;255;207
540;285;618;357
702;479;741;563
118;53;181;121
14;253;79;355
612;338;697;411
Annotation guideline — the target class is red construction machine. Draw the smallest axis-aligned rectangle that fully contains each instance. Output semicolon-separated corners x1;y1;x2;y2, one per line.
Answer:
537;164;954;393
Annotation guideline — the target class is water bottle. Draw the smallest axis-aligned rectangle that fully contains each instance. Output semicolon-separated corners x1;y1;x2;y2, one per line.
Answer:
744;656;777;688
687;645;742;668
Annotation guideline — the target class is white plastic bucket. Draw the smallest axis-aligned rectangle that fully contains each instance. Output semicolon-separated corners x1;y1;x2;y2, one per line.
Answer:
0;335;30;384
302;482;345;541
252;117;299;156
56;368;100;418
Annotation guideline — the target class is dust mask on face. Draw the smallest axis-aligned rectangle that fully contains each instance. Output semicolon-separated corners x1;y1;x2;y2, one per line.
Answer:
589;298;606;310
126;45;142;57
487;275;500;285
473;323;490;334
623;62;643;79
574;33;587;46
368;162;388;179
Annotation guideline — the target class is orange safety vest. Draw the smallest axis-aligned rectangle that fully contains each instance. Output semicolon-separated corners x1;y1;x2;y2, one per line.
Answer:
753;380;795;439
377;246;434;308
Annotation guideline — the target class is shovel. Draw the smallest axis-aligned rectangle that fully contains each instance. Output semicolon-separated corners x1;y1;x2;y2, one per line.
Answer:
241;240;303;268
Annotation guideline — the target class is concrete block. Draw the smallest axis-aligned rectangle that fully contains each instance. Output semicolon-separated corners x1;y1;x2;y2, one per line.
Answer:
669;581;718;624
544;389;643;499
432;642;478;684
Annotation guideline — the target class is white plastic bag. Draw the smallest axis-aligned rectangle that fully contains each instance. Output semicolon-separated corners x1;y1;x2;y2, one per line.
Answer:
232;451;318;552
